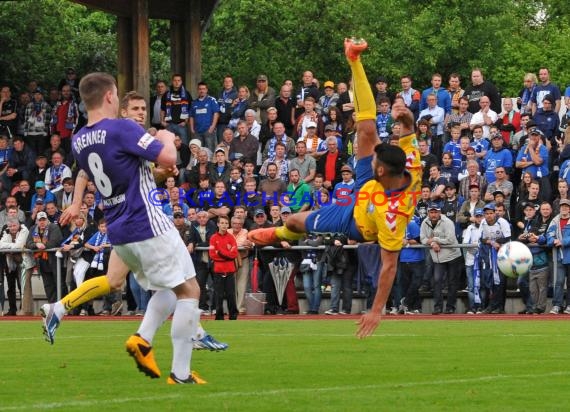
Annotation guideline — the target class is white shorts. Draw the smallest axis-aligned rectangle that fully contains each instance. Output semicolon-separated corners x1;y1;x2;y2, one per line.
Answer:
114;227;196;291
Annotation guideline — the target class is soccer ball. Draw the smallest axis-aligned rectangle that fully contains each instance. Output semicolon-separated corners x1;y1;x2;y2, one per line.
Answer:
497;241;533;278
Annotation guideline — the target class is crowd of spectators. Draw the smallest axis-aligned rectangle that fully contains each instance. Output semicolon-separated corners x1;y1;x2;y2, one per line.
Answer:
1;66;570;316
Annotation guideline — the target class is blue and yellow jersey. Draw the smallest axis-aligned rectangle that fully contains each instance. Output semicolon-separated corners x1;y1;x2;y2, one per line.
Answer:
353;133;422;251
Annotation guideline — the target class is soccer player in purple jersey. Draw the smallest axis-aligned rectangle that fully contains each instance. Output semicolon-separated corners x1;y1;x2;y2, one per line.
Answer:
41;73;205;384
56;91;227;352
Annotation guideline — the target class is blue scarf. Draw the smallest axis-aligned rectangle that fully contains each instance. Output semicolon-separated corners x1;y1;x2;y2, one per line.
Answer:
490;247;499;286
65;99;77;130
0;148;11;166
266;135;288;161
473;250;481;305
88;204;96;219
90;231;109;270
277;158;289;184
478;244;500;289
164;86;190;121
521;85;535;111
33;101;43;115
49;164;66;190
61;227;83;246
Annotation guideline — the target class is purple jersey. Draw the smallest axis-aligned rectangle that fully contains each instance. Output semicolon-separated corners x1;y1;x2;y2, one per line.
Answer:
72;118;173;244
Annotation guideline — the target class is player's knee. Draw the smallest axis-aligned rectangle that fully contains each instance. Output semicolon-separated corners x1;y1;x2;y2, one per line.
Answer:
286;214;305;233
107;274;124;291
173;277;200;300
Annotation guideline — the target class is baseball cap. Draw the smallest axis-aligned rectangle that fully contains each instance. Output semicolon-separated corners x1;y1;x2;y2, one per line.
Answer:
474;208;484;216
523;201;536;209
257;74;268;82
323;80;335;89
33;87;43;94
173;212;184;219
483;203;496;211
254;208;266;216
559;199;570;207
280;206;292;214
340;164;353;174
492;190;504;197
214;147;226;155
324;124;336;132
428;202;441;211
529;128;545;137
491;132;503;140
35;181;45;189
445;182;456;190
36;211;48;220
189;138;202;148
306;121;317;129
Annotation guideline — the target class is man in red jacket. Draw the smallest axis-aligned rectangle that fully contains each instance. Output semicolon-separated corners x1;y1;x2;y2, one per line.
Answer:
209;215;239;320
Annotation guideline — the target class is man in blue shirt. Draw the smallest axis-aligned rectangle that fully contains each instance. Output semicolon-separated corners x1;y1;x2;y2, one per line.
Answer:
516;128;551;201
420;73;451;115
190;82;220;154
216;75;237;143
483;133;513;183
531;67;562;114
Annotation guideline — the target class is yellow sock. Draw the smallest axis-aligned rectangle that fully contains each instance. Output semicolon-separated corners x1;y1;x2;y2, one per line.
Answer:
349;58;376;122
60;275;111;312
275;225;305;241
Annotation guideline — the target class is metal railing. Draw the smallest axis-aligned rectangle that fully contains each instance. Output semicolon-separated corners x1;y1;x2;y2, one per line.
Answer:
0;242;559;303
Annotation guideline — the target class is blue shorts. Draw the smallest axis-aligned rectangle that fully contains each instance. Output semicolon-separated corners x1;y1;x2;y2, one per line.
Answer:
354;154;374;191
304;155;373;241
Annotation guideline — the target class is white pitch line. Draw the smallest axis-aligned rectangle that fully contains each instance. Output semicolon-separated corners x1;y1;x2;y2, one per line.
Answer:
1;371;569;410
200;370;570;399
0;394;184;411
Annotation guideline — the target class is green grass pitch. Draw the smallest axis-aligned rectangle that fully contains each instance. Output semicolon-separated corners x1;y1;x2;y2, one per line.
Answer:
1;318;569;412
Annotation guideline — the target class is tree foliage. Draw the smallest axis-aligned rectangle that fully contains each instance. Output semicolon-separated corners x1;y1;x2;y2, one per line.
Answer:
0;0;117;90
202;0;569;96
0;0;568;100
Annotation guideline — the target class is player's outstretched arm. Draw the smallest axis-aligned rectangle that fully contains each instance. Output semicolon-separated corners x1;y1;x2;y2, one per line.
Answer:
356;248;399;338
59;169;88;226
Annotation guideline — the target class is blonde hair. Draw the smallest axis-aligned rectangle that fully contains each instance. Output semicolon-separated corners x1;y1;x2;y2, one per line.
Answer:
71;212;88;231
238;85;250;99
524;73;537;84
